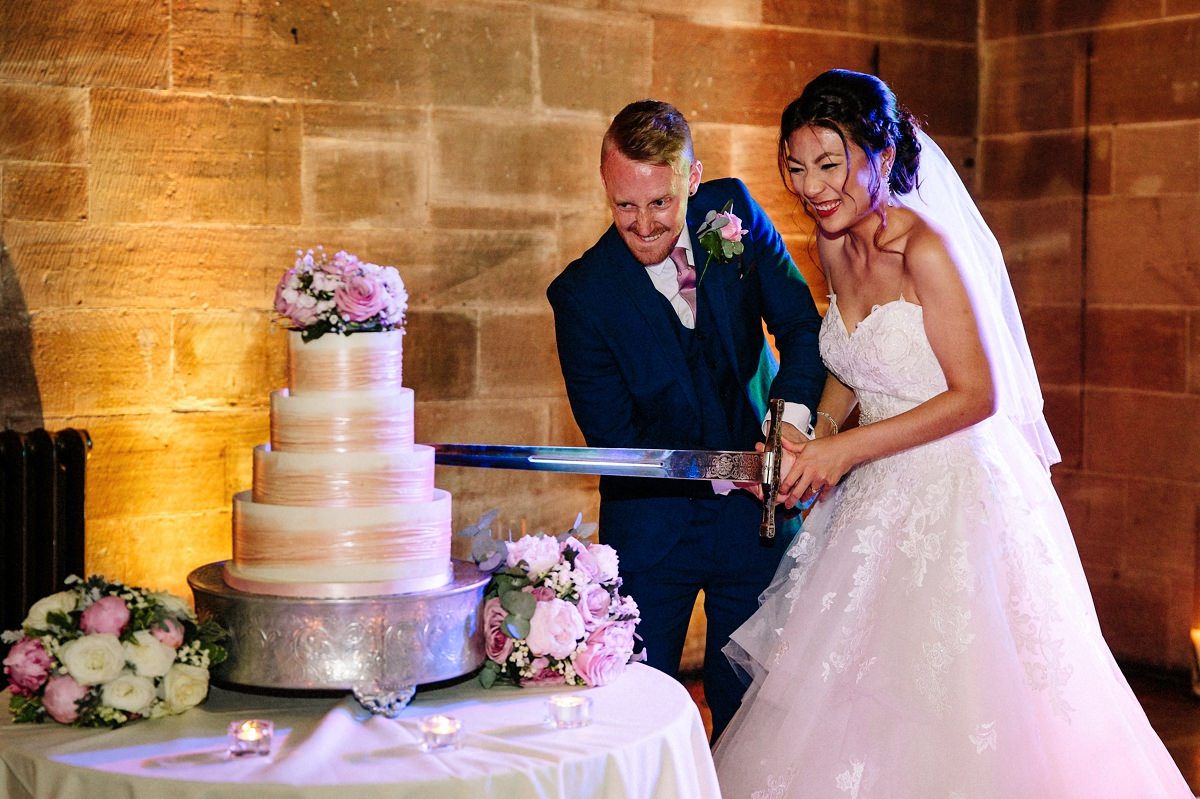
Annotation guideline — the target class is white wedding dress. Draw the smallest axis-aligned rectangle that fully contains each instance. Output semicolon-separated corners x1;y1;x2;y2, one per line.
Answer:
712;293;1194;798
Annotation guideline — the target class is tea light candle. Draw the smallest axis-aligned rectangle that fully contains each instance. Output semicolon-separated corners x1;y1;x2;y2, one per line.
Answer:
419;714;462;751
546;694;592;729
227;719;274;757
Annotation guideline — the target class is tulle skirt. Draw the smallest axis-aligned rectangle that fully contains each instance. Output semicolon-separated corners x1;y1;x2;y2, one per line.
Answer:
712;420;1193;798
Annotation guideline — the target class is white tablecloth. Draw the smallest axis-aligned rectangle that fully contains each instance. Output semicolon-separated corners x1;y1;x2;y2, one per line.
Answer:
0;663;720;799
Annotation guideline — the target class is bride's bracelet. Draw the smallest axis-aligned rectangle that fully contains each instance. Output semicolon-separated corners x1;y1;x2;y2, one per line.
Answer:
815;410;839;436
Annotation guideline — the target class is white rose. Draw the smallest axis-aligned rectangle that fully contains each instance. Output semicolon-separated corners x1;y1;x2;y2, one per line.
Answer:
588;544;620;583
60;634;126;686
159;663;210;714
124;630;177;678
148;591;194;621
22;590;78;630
101;673;156;715
506;534;561;579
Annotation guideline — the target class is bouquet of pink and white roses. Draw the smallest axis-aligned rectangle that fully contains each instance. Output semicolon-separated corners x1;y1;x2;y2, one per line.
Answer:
460;512;641;689
274;247;408;342
2;575;226;728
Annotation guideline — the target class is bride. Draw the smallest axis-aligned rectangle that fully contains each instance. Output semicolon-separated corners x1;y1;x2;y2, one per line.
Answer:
712;69;1193;798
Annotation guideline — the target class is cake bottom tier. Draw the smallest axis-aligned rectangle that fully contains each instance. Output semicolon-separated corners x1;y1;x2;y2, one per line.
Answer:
227;488;452;598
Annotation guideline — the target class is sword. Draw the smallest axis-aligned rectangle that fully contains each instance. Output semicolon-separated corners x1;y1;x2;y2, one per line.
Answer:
431;399;803;546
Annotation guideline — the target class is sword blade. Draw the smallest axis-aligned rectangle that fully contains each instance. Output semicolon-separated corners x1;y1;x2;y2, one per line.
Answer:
430;443;769;483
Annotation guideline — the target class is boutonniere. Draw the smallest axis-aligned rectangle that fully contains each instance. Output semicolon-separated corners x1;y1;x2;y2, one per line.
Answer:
696;200;749;283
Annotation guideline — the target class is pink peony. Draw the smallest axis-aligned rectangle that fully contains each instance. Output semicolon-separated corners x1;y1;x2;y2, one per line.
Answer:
79;595;130;636
717;211;748;241
334;274;388;322
576;583;612;630
42;674;90;724
587;544;620;583
482;597;514;663
151;617;185;650
561;538;599;581
526;598;585;660
3;637;53;697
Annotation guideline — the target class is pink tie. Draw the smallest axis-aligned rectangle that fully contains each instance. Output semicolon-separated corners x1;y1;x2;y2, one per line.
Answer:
670;247;697;318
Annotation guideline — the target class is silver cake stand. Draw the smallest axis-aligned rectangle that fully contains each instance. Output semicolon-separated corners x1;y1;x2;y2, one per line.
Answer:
188;560;489;717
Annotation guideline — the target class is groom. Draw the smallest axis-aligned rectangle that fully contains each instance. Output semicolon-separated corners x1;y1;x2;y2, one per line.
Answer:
547;99;824;740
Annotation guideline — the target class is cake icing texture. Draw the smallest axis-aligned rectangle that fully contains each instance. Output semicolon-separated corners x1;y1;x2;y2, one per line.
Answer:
227;266;451;597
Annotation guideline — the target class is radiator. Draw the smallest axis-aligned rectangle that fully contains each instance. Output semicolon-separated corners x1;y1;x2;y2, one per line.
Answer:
0;428;90;633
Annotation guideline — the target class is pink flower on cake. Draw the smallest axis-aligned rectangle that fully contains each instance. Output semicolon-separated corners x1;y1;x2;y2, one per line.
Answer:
2;638;53;697
42;674;89;724
335;274;389;322
79;595;130;636
274;247;408;342
527;598;585;660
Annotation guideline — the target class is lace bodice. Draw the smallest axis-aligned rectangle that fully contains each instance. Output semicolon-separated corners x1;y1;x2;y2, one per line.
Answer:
819;296;947;426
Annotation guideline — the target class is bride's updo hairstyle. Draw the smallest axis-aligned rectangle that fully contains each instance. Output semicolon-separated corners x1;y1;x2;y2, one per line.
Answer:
778;70;922;206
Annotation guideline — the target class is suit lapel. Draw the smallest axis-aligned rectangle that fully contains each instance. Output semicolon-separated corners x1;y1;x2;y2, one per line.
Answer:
688;203;742;385
602;231;700;414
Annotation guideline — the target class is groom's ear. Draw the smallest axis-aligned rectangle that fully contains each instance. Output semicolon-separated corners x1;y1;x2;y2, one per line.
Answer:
687;159;702;196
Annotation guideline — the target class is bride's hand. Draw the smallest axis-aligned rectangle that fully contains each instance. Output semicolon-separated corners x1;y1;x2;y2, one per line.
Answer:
775;435;850;509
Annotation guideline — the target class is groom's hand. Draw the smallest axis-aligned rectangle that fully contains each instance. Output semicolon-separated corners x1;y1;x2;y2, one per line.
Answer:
735;422;805;500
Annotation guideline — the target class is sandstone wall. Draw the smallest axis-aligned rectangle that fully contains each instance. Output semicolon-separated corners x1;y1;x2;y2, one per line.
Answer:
2;0;1193;672
980;1;1200;670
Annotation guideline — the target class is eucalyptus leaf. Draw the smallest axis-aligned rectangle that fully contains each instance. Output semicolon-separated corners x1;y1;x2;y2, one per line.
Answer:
501;589;537;619
503;614;531;639
479;667;498;688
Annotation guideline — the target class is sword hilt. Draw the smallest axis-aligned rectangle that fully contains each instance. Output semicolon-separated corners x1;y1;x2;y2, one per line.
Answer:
759;398;786;547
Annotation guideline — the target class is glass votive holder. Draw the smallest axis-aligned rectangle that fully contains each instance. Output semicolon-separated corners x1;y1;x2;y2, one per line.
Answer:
227;719;274;757
546;694;592;729
419;714;463;752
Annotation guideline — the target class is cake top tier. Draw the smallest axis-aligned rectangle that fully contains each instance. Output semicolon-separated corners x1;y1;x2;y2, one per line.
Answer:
288;329;404;393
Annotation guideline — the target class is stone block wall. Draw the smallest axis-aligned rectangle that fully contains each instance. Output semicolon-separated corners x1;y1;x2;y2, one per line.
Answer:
980;1;1200;670
1;0;1192;672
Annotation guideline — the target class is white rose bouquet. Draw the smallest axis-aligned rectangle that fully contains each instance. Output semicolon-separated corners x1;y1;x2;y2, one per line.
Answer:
459;512;641;689
1;575;226;728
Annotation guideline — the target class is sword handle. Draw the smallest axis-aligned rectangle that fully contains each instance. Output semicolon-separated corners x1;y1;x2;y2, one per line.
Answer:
759;398;785;547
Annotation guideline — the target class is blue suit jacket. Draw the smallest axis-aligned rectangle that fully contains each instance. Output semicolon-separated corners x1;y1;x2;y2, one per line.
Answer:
547;178;824;570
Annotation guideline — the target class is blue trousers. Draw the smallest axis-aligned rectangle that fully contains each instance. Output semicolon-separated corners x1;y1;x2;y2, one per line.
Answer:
616;491;789;742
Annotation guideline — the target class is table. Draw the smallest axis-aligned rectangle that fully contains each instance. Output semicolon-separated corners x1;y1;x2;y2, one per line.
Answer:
0;664;720;799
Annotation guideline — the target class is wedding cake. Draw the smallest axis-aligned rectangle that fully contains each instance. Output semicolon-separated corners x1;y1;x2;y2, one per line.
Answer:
223;248;452;598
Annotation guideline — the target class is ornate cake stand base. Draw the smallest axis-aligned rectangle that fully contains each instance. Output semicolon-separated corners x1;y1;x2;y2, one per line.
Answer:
188;560;488;717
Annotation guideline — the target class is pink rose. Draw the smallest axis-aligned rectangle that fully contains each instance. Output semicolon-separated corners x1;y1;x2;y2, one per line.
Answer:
573;621;636;687
3;637;53;696
42;674;90;724
717;211;748;242
576;583;612;631
573;641;628;687
528;586;555;602
589;620;636;655
151;617;186;650
482;597;513;663
523;657;562;686
79;595;130;636
526;598;585;660
334;274;387;322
